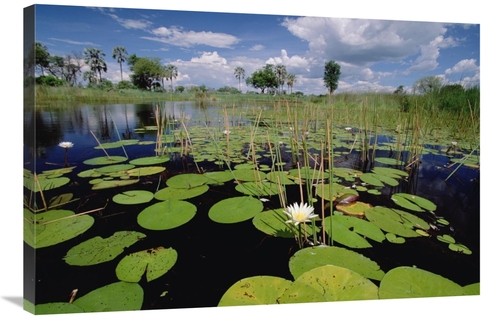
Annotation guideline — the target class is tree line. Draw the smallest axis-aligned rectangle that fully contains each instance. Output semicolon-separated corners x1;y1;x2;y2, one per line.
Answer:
26;41;343;96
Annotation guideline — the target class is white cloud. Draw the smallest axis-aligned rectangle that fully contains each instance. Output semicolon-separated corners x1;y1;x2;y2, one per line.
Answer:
281;17;449;69
405;35;456;73
265;49;311;72
250;44;265;51
108;14;152;30
190;51;227;65
143;26;239;48
48;38;101;47
445;59;479;74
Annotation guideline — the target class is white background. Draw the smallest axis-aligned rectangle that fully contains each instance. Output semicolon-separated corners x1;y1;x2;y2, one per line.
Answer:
2;1;494;318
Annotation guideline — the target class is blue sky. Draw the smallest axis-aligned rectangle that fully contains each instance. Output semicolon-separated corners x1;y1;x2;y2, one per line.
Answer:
33;3;480;95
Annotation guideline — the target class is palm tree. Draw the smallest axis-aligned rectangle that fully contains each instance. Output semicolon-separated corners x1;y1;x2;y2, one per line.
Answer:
165;64;178;93
234;66;245;92
286;73;297;94
112;46;128;81
274;64;287;95
83;48;107;83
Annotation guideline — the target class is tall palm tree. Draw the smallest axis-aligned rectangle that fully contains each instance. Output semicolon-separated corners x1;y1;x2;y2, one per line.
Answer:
165;64;178;92
83;48;107;83
286;73;297;94
274;64;287;95
112;46;128;81
234;66;245;92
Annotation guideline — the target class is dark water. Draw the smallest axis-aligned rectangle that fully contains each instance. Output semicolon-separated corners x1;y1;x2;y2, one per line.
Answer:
24;102;480;311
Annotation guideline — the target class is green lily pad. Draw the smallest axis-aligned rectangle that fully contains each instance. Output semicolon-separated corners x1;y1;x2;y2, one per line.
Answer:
463;283;480;295
359;173;385;187
374;157;405;166
379;266;464;299
137;200;197;230
83;156;128;165
91;179;139;190
112;190;154;205
166;173;209;188
328;215;386;243
235;181;281;196
372;167;409;179
232;169;267;182
364;206;421;238
336;201;372;216
323;216;373;248
24;174;70;193
218;276;293;306
266;171;296;185
315;183;358;201
155;185;209;201
252;209;315;238
116;247;178;282
126;166;166;177
385;232;406;244
129;155;170;166
33;302;84;314
77;169;102;178
448;243;472;255
331;167;363;179
95;164;135;174
63;231;146;266
209;196;264;224
203;171;235;184
437;234;456;244
391;193;437;212
279;265;379;303
289;246;385;281
73;281;143;312
24;209;94;249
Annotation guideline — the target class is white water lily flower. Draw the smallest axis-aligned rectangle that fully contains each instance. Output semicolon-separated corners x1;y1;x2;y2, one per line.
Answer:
345;127;352;131
451;141;458;146
58;141;74;148
284;202;318;226
223;130;231;135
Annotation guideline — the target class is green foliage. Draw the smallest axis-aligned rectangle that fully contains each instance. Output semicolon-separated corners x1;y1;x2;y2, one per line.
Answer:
36;75;66;87
217;86;241;94
324;60;341;95
413;75;442;94
175;85;185;93
393;85;410;111
129;56;163;90
246;64;278;93
116;80;135;90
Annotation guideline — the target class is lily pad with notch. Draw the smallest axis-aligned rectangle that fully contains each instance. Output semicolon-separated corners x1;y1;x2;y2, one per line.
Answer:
209;196;264;224
116;246;178;282
137;200;197;230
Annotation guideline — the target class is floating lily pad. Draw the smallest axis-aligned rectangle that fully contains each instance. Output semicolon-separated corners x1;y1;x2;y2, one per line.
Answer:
391;193;437;212
448;243;472;255
203;171;235;184
112;190;154;205
63;231;146;266
116;247;178;282
166;173;209;188
252;209;315;238
437;234;456;244
83;156;128;165
374;157;405;166
329;215;385;243
266;171;296;185
126;166;166;177
95;164;135;174
289;246;385;281
154;185;209;200
372;167;409;179
77;169;102;178
279;265;379;303
218;276;293;306
209;196;263;224
73;281;144;312
91;179;139;190
364;206;421;238
137;200;197;230
235;181;281;196
331;167;363;179
385;232;406;244
463;283;480;295
24;209;94;249
323;216;373;248
336;201;372;216
129;155;170;166
33;302;84;314
315;183;358;201
24;174;70;193
232;169;267;182
379;266;464;299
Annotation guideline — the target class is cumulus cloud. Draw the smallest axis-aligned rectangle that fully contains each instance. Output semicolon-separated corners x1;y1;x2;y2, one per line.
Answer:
48;38;101;47
445;59;479;74
142;26;240;48
108;14;152;30
281;17;449;69
405;35;457;73
265;49;311;72
250;44;265;51
190;51;227;65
